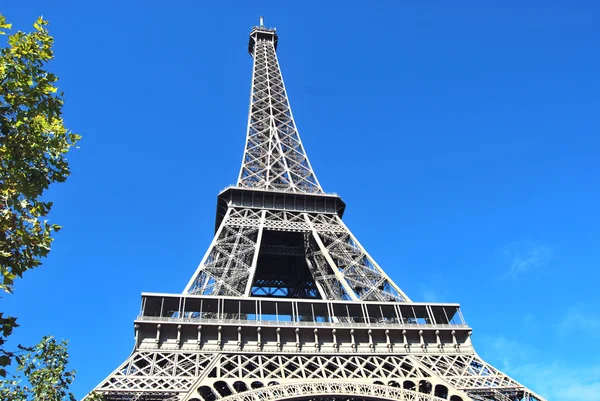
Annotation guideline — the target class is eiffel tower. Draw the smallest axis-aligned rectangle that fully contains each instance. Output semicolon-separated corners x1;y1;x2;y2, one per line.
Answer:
91;18;546;401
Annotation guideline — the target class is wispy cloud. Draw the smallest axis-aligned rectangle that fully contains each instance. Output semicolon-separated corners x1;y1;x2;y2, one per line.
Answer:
507;361;600;401
558;304;600;337
499;240;553;280
486;336;600;401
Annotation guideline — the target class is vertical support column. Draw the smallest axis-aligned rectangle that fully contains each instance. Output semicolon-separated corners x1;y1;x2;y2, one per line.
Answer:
334;215;411;302
305;256;329;299
244;210;267;296
303;213;359;301
183;208;233;294
427;305;436;324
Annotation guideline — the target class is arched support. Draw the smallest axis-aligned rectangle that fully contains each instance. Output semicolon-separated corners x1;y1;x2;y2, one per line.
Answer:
217;381;451;401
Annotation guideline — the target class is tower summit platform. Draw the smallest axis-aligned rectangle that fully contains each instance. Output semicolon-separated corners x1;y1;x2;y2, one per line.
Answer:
248;16;278;55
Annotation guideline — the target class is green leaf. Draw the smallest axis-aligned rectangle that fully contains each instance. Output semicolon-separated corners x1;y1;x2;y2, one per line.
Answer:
0;14;12;33
0;13;80;391
0;355;10;367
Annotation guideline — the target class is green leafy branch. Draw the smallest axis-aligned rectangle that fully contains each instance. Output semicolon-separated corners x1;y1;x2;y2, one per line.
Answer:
0;12;80;379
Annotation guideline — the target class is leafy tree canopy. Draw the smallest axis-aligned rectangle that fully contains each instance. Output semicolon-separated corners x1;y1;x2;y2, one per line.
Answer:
0;11;80;386
0;336;77;401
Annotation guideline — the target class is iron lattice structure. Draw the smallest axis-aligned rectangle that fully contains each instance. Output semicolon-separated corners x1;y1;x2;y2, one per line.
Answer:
91;20;546;401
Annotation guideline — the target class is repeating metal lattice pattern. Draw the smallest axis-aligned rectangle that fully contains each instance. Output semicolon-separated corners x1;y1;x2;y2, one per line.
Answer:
237;35;322;193
184;209;407;302
96;352;215;393
414;355;526;390
185;208;261;297
210;354;431;380
96;350;543;401
212;382;450;401
413;355;546;401
307;214;407;302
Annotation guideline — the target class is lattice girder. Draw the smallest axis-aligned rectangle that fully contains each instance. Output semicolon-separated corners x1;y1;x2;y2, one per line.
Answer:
184;206;408;302
238;28;322;194
95;344;542;401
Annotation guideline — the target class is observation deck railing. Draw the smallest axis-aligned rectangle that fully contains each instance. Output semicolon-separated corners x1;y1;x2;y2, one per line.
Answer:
137;292;470;329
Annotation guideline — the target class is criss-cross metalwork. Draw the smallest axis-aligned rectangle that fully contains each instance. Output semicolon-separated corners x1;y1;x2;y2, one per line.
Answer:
90;18;547;401
183;208;408;302
237;26;321;193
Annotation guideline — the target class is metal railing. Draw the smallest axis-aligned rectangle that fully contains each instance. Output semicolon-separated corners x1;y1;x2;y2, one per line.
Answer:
135;315;469;329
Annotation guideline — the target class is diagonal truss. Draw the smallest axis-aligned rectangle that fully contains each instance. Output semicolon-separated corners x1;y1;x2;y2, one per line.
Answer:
183;209;408;302
95;347;544;401
237;27;322;194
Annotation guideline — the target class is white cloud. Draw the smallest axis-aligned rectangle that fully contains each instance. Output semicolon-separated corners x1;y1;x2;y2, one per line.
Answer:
558;304;600;337
508;361;600;401
484;336;600;401
488;336;534;370
499;240;553;280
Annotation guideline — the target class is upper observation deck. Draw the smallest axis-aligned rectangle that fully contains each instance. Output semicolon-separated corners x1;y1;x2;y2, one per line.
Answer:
248;16;278;55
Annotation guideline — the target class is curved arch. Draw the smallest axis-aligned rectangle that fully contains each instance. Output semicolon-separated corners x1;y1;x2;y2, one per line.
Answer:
233;381;248;393
214;381;233;397
419;379;433;394
217;381;450;401
197;385;216;401
403;380;416;391
435;384;449;399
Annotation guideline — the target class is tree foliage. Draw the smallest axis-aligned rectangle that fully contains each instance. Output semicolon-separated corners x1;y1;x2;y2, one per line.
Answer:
0;336;77;401
0;12;80;379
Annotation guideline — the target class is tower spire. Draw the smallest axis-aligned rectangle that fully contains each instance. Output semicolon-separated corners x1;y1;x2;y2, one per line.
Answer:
241;21;319;193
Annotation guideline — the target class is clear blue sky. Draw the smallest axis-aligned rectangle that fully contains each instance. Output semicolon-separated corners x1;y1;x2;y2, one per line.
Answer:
3;1;600;400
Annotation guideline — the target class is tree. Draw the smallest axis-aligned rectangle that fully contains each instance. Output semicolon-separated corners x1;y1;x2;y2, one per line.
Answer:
0;10;80;385
0;336;76;401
